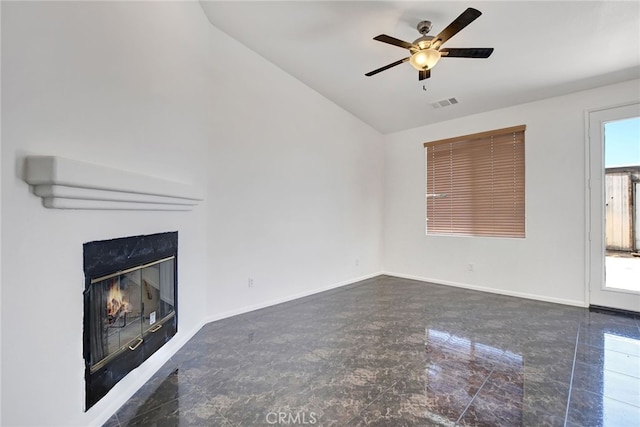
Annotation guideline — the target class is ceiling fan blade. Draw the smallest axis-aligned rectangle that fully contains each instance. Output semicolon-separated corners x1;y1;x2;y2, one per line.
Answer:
373;34;417;50
365;57;410;77
440;48;494;58
431;8;482;49
418;69;431;81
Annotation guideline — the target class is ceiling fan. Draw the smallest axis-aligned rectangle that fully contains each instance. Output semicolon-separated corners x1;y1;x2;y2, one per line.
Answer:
365;8;494;81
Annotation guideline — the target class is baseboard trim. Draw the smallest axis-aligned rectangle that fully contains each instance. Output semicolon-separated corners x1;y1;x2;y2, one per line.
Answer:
383;271;588;308
202;271;384;324
589;304;640;316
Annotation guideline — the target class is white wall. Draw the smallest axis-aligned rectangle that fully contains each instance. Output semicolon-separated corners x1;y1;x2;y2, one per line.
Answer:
1;2;212;425
204;19;384;318
383;79;640;306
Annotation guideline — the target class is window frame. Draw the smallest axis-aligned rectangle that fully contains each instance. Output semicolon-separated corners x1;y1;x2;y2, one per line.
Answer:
424;125;526;238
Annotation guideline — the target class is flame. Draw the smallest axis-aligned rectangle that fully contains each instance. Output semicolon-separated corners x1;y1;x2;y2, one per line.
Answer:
106;281;128;320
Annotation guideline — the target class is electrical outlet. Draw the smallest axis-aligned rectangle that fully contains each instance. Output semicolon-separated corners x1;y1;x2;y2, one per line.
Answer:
248;277;254;288
467;263;474;272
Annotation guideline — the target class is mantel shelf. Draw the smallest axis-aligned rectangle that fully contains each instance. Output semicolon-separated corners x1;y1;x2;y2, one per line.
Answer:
24;156;204;211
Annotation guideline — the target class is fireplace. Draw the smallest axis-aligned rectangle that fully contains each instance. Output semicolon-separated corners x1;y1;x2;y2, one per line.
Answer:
83;232;178;409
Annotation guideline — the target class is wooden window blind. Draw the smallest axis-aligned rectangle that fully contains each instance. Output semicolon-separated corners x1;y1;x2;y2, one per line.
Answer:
424;125;526;238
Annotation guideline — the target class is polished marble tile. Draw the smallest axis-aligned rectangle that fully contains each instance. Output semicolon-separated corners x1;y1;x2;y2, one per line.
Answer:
579;323;640;350
597;333;640;357
352;387;454;426
102;414;120;427
458;381;567;427
522;378;571;419
456;389;524;427
567;388;640;427
583;308;640;327
517;348;575;386
115;366;203;425
572;361;640;407
576;346;640;377
125;396;234;426
520;412;566;427
423;371;483;423
107;276;640;427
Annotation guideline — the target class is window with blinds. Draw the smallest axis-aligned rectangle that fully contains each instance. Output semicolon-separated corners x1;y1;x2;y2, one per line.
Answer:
424;125;526;238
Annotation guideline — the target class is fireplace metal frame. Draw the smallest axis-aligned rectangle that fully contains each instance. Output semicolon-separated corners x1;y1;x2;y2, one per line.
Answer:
83;232;178;410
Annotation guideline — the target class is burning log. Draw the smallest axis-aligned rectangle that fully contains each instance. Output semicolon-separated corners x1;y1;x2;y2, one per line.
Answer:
106;281;129;326
108;301;127;326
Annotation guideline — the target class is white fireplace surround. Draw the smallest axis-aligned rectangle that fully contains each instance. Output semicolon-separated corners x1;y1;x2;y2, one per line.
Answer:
24;156;204;210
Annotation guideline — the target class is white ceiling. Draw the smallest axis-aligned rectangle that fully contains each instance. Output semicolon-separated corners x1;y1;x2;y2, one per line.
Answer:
200;1;640;134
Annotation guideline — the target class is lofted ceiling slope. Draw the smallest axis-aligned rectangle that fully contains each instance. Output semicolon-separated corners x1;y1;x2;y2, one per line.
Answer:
200;1;640;134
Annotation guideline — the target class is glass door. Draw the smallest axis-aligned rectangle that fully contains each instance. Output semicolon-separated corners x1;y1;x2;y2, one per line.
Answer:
87;256;176;372
588;102;640;312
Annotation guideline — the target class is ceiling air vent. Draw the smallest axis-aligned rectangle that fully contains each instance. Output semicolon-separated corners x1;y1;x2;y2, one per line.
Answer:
430;97;459;109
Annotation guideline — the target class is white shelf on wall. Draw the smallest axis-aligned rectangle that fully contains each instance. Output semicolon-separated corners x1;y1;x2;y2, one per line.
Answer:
24;156;204;211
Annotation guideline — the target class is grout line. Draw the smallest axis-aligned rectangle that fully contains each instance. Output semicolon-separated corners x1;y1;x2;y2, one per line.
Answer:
564;315;582;427
575;387;640;409
343;379;401;425
577;343;640;363
454;367;496;425
217;409;238;427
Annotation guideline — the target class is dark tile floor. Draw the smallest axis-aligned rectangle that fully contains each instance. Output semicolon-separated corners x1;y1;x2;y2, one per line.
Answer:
105;276;640;426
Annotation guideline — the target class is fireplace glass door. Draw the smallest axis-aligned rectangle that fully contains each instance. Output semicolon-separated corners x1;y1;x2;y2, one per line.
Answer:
88;256;175;371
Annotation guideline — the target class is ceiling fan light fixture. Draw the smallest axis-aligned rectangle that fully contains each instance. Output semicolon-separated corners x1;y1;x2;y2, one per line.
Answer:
409;49;441;71
365;8;491;79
